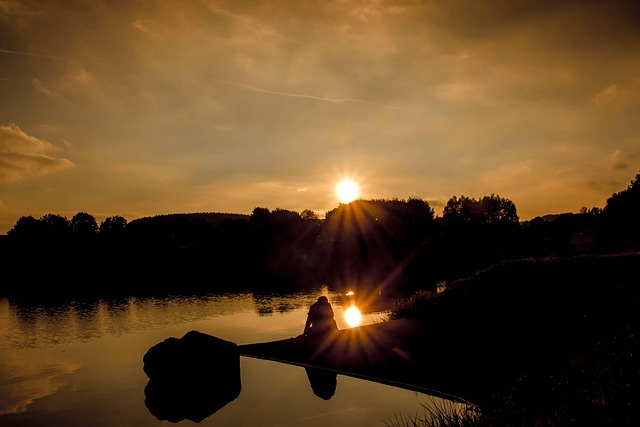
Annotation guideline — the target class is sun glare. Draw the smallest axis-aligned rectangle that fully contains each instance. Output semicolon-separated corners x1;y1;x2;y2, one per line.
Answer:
344;305;362;328
336;179;359;203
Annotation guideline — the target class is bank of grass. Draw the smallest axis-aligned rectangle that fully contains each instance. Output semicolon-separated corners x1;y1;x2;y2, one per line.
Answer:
388;252;640;426
384;398;487;427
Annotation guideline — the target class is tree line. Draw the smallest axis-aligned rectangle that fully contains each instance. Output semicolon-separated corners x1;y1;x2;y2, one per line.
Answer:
2;172;639;300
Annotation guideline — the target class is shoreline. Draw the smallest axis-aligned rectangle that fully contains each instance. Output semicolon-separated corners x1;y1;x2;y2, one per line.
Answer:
241;252;640;423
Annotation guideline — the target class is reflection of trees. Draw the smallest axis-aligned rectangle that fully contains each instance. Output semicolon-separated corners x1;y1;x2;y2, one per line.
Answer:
3;170;640;299
11;300;103;346
5;294;261;347
252;293;310;317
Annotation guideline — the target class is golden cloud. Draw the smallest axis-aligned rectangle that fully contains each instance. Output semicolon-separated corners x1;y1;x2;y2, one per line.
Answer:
0;124;75;183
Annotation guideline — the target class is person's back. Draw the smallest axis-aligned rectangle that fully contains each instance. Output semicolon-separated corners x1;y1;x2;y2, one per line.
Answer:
304;296;338;336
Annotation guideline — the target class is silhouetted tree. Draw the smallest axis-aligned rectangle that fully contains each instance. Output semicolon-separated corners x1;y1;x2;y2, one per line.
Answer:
603;172;640;218
70;212;98;240
580;206;602;216
481;194;519;224
321;198;438;292
39;213;71;244
100;215;128;234
300;209;319;220
438;194;522;282
405;197;435;221
443;194;518;226
245;207;325;288
249;207;270;228
40;213;70;228
521;216;552;257
271;208;301;226
7;215;43;241
600;171;640;250
6;170;639;299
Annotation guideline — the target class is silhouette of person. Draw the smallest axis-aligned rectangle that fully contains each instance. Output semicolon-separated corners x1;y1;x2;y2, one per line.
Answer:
303;296;338;336
305;367;337;400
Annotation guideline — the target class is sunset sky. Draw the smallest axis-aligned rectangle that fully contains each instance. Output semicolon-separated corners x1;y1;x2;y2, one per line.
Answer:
1;0;639;233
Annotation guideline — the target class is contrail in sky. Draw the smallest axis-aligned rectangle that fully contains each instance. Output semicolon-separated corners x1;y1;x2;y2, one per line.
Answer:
0;76;25;83
0;48;82;63
214;79;379;106
1;47;396;107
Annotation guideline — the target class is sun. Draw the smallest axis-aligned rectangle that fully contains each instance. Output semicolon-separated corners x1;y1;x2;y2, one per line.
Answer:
336;179;359;203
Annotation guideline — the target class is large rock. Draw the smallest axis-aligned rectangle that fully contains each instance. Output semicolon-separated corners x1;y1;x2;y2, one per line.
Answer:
143;330;239;380
142;330;241;423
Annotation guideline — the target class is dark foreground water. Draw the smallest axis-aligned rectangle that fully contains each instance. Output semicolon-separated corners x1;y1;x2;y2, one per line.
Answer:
0;287;462;426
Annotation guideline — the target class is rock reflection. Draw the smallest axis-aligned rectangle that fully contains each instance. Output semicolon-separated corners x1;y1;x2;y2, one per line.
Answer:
305;367;337;400
144;377;241;423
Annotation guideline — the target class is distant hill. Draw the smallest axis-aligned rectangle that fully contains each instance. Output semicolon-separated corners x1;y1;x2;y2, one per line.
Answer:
129;212;250;226
518;213;571;225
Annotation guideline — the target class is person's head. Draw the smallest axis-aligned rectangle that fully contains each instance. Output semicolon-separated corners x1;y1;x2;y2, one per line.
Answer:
317;296;328;304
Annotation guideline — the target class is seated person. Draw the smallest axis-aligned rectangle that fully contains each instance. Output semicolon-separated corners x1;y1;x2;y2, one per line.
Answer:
303;296;338;336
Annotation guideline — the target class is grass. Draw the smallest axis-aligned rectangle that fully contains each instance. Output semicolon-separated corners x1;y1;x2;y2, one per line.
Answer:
384;398;486;427
385;253;640;426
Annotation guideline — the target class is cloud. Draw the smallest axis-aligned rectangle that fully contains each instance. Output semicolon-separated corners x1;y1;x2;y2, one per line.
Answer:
0;124;74;183
0;0;638;227
609;149;631;171
592;84;623;107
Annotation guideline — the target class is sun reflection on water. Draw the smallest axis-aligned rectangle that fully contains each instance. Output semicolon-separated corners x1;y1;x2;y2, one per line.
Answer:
344;305;362;327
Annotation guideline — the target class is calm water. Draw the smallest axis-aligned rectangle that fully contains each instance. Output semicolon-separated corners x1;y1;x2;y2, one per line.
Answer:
0;287;460;426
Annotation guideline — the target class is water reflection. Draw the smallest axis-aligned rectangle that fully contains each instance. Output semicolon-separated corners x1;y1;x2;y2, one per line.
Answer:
142;328;410;423
344;305;363;327
333;290;388;325
252;292;310;316
0;293;463;427
0;356;80;415
1;288;392;349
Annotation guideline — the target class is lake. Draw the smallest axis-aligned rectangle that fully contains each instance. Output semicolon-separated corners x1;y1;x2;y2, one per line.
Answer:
0;287;462;426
